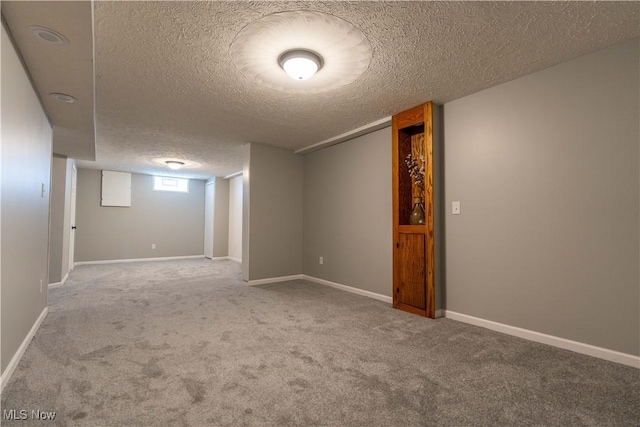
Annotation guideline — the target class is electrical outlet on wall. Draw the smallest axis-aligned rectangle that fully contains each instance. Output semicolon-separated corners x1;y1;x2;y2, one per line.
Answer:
319;256;324;265
40;279;43;293
151;243;156;249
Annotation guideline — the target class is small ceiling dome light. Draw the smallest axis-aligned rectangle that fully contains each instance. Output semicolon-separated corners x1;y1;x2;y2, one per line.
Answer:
230;11;371;93
165;161;185;170
29;26;69;45
165;160;184;170
50;93;77;103
278;49;324;80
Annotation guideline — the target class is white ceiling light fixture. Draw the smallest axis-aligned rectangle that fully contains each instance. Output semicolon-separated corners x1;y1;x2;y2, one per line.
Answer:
278;49;324;81
151;158;203;173
230;11;372;94
29;26;69;45
165;161;185;170
50;93;77;103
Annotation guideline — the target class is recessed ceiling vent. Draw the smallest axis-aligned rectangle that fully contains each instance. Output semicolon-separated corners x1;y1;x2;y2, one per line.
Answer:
29;26;69;45
50;93;77;103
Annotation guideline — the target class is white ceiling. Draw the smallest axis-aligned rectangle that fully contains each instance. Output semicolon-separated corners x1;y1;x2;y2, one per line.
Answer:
3;1;639;180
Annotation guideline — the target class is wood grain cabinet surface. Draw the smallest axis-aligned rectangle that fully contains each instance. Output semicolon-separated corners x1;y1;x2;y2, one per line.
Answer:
391;102;444;318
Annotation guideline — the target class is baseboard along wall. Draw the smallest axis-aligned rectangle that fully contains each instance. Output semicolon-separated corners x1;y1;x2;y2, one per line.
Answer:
1;307;48;394
246;275;304;286
48;271;69;288
302;275;392;304
74;255;204;267
252;274;639;368
445;310;640;369
246;274;394;306
207;256;241;263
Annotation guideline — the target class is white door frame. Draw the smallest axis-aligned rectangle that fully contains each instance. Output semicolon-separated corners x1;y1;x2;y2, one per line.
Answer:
68;163;77;271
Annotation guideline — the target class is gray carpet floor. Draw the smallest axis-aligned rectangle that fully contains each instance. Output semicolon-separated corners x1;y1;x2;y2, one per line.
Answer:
1;258;638;426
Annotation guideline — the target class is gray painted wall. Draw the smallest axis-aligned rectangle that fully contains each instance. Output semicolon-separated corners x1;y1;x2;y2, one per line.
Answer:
204;178;228;258
75;169;205;262
48;155;67;283
213;178;229;257
228;175;242;261
244;143;303;281
303;127;392;296
1;24;52;374
444;38;639;355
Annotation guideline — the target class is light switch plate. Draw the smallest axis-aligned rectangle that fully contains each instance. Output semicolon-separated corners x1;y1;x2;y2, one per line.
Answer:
452;201;461;215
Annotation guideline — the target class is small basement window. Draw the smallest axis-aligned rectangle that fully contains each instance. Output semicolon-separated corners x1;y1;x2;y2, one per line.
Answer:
153;176;189;193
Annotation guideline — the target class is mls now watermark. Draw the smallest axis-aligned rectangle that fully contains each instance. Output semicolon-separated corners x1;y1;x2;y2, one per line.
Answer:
3;409;57;421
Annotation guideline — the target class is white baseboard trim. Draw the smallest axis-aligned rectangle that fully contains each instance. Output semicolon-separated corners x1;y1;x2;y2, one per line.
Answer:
74;255;204;267
206;256;242;263
48;271;69;289
246;274;304;286
1;307;48;394
445;310;640;369
303;275;393;304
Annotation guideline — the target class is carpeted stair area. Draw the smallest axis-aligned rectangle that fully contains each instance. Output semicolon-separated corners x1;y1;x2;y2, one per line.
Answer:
2;259;638;426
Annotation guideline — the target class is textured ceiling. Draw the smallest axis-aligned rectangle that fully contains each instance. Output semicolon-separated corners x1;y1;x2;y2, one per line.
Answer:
3;1;639;179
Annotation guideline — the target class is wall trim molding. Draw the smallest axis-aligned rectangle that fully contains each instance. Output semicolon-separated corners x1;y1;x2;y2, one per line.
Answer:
303;275;393;304
445;310;640;369
246;274;303;286
244;273;394;305
295;116;391;155
223;171;242;180
74;255;204;266
205;256;242;262
48;271;69;289
1;307;48;394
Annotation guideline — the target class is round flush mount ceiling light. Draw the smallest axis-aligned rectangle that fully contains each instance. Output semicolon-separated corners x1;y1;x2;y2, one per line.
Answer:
165;161;185;170
50;93;77;103
230;11;372;94
278;49;324;80
29;26;69;45
151;158;202;171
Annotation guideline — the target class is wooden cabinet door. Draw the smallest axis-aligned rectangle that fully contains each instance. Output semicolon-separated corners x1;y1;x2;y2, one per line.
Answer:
396;233;426;310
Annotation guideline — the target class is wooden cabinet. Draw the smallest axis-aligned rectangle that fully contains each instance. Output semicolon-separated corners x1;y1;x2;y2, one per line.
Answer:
397;233;426;310
392;102;443;318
